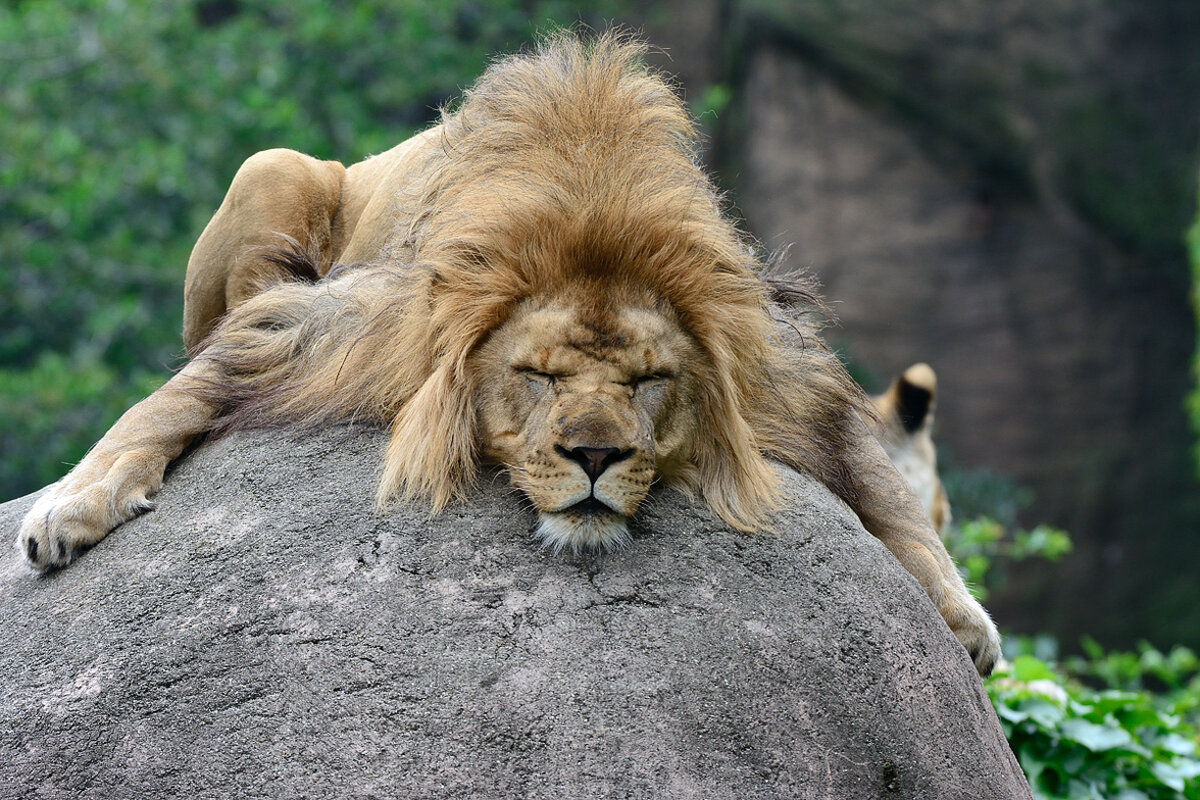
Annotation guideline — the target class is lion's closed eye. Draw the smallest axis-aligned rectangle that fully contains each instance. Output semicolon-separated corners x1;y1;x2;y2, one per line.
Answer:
623;374;673;399
513;366;557;392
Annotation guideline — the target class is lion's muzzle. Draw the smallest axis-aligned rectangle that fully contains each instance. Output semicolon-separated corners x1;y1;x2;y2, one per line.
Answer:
554;445;632;482
520;396;655;553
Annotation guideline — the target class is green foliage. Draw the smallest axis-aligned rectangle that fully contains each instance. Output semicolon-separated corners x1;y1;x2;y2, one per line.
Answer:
940;457;1071;604
946;473;1200;797
1066;641;1200;728
990;654;1200;799
944;514;1072;602
0;0;624;501
0;354;164;493
691;82;733;121
940;503;1075;604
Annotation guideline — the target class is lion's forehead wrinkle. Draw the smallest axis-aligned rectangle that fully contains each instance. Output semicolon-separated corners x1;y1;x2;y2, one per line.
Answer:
561;338;631;368
577;315;619;340
507;303;689;380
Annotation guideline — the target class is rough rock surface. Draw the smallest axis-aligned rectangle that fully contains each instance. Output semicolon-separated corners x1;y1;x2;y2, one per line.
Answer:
0;426;1030;799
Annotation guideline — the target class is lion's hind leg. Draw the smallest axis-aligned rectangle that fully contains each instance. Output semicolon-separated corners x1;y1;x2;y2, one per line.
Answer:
183;148;347;353
17;362;217;570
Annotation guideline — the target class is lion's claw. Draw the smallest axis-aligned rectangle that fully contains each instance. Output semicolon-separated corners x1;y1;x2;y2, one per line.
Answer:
16;485;132;571
949;596;1002;677
18;502;77;571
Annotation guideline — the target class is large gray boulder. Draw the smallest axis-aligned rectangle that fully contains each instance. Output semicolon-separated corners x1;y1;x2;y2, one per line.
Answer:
0;426;1030;799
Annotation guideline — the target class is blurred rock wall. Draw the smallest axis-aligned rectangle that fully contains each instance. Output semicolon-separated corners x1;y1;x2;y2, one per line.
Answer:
644;0;1200;647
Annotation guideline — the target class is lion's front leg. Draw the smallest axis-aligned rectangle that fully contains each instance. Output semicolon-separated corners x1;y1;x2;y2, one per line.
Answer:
840;419;1002;676
17;362;217;570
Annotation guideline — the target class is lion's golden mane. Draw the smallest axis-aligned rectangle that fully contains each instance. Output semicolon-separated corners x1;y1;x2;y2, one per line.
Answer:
193;34;868;533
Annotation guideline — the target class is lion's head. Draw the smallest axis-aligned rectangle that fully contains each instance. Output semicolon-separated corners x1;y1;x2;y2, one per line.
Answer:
204;34;868;552
467;297;701;551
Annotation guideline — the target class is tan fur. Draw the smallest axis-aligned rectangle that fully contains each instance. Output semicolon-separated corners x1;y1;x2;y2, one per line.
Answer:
16;34;999;675
872;363;952;534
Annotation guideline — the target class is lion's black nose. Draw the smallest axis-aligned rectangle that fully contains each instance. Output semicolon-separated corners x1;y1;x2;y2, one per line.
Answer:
557;445;630;482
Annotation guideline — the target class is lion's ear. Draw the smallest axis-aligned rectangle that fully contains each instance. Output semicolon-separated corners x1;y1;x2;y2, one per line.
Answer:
377;362;478;512
692;377;780;533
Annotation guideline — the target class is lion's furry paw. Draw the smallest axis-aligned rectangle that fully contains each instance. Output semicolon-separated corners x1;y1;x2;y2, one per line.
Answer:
17;475;156;571
947;594;1002;677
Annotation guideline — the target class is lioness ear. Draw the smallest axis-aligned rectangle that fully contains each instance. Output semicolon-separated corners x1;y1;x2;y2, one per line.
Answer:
893;362;937;433
378;362;478;512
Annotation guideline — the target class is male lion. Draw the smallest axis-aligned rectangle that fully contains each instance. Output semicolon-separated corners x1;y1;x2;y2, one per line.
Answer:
16;35;1000;675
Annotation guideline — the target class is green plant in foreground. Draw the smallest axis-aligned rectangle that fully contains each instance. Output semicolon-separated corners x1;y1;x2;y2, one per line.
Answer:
1064;641;1200;731
990;655;1200;799
943;485;1200;797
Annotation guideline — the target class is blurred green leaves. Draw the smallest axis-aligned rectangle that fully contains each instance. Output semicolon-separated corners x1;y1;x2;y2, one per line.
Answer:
946;515;1072;602
0;353;165;493
1189;197;1200;480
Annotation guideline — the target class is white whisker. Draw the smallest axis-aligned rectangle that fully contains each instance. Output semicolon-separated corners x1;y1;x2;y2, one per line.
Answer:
534;512;632;554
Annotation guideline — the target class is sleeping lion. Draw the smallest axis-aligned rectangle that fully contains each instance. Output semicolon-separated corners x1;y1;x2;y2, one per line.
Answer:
16;34;1000;675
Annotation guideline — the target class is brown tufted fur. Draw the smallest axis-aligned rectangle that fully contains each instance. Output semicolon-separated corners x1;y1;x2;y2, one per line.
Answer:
16;34;999;675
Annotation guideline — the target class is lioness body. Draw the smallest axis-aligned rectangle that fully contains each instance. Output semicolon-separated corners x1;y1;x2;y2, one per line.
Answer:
872;363;951;534
17;35;999;675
